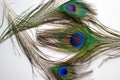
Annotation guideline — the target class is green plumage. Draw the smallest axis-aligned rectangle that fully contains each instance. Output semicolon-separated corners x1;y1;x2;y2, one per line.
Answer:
36;23;102;63
37;25;98;53
1;0;120;80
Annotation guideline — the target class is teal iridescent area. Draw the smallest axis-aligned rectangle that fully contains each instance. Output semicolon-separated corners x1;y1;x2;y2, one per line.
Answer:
59;1;87;18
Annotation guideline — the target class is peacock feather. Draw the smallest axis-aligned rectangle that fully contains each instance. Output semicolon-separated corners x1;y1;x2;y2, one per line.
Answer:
36;22;120;63
48;62;93;80
1;0;120;80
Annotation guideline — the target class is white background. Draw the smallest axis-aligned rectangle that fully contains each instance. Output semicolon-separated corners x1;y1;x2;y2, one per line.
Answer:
0;0;120;80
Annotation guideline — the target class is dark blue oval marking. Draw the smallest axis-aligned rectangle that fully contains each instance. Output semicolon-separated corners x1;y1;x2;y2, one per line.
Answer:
58;66;68;77
66;4;76;13
70;32;85;48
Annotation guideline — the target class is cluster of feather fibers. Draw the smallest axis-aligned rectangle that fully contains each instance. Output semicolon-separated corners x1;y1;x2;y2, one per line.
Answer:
1;0;120;80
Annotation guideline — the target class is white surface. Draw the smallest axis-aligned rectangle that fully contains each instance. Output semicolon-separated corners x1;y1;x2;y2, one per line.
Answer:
0;0;120;80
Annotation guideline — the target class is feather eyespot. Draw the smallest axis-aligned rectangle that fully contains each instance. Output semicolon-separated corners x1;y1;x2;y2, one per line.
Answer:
66;4;76;13
70;32;85;48
60;1;87;17
58;66;68;77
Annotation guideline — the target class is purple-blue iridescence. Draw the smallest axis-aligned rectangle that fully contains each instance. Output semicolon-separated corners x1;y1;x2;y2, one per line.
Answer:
66;4;76;13
58;66;68;77
70;32;84;48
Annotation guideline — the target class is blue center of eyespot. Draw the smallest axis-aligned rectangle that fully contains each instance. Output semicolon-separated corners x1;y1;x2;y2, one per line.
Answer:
70;32;84;48
58;66;68;77
66;4;76;13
